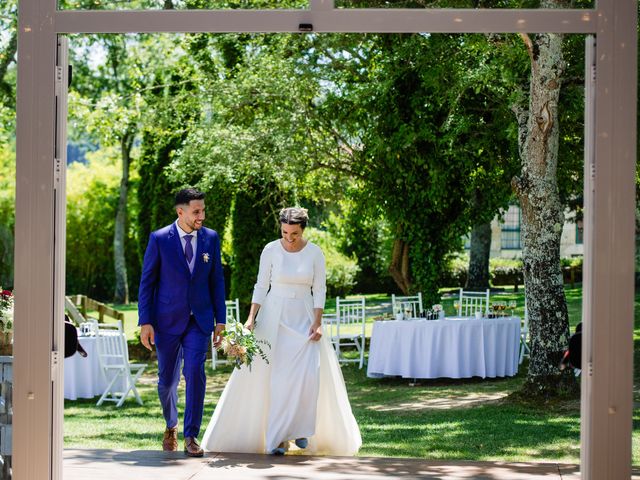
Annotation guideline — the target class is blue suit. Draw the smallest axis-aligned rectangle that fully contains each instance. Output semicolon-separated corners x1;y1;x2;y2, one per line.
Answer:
138;222;226;438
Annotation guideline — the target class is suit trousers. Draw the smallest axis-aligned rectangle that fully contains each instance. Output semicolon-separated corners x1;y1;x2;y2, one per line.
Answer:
155;316;210;438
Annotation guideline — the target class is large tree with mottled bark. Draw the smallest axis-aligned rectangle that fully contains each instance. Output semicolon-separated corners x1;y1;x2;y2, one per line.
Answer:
512;0;577;396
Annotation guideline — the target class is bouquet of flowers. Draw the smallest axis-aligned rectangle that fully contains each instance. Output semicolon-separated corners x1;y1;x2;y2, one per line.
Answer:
421;304;444;320
0;288;14;333
218;320;270;370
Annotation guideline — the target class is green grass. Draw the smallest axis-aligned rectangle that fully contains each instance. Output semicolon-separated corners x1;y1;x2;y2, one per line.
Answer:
64;285;640;464
93;303;140;340
63;359;585;462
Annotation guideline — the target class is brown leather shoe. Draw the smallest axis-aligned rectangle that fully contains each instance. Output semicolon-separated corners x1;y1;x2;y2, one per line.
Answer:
162;426;178;452
184;436;204;457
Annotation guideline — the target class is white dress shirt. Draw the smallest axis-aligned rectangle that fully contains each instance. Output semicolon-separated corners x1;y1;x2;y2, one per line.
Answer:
176;220;197;273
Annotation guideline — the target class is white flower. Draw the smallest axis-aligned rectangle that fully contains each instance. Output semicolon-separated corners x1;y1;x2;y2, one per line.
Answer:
202;253;210;263
432;304;443;312
0;288;14;333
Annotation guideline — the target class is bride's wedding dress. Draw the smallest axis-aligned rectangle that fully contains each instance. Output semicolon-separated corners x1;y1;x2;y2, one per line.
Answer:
201;240;361;455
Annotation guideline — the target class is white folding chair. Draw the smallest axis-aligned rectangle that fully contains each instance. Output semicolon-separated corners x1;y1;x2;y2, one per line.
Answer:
96;320;147;407
327;297;367;369
391;293;423;318
457;288;490;316
212;299;241;369
519;300;531;364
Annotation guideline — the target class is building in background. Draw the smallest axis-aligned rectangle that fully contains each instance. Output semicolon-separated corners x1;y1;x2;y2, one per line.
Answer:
466;204;584;259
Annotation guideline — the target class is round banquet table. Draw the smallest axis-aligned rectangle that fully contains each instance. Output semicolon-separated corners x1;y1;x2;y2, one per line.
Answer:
64;335;108;400
366;316;521;379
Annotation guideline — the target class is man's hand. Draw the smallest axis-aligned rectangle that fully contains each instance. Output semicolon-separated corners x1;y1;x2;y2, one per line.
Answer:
308;321;322;342
140;324;155;351
213;324;226;348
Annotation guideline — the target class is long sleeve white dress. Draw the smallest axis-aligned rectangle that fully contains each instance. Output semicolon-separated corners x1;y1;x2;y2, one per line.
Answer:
201;240;362;455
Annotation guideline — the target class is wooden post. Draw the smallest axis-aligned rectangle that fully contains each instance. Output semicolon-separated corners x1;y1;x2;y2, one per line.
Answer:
14;2;62;479
580;1;637;476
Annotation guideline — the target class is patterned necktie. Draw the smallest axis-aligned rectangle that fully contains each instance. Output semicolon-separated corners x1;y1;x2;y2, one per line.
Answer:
184;234;194;264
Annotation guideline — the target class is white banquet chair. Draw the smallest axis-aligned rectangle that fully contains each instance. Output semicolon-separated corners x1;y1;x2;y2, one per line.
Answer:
327;297;367;369
212;299;241;369
457;288;490;316
95;320;147;407
391;292;423;318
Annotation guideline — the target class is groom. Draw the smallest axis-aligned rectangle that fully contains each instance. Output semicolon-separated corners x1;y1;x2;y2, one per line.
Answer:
138;188;226;457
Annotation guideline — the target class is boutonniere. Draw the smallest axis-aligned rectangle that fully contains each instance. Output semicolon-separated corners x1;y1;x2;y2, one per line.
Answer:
202;253;210;263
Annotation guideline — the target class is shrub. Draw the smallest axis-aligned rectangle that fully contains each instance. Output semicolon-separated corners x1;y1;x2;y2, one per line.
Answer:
561;256;583;269
561;256;583;285
442;254;583;289
66;151;120;300
304;228;360;298
441;254;523;288
229;176;285;314
490;258;524;287
440;254;469;287
0;143;14;288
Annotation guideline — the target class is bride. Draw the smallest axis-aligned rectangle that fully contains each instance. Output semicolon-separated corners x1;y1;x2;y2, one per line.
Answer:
201;207;361;455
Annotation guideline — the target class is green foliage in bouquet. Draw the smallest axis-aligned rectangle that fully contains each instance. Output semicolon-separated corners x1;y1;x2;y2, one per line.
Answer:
218;321;270;371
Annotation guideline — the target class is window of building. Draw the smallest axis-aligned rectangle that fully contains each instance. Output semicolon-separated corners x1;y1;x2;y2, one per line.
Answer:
501;205;521;249
576;220;584;244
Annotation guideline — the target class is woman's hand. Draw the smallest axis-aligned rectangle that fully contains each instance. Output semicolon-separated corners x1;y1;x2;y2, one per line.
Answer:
308;320;322;341
244;318;255;331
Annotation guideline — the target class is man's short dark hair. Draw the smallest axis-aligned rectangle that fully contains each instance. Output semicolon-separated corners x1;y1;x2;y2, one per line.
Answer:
175;188;205;206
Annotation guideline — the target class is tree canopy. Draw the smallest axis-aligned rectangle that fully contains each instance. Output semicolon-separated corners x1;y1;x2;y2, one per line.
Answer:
0;3;596;396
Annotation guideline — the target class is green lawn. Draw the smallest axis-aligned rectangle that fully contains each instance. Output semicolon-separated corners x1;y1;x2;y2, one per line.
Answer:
64;285;639;464
89;303;140;340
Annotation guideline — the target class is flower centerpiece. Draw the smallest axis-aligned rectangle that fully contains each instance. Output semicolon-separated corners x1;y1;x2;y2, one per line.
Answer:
432;304;444;319
421;304;444;320
218;320;270;370
0;288;14;354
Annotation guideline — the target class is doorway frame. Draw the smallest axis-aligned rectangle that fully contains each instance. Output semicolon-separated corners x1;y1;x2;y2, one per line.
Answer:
14;1;637;479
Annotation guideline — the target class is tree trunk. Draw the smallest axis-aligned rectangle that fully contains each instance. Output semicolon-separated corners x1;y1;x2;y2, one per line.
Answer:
465;222;492;290
389;235;411;294
113;130;134;304
512;18;576;397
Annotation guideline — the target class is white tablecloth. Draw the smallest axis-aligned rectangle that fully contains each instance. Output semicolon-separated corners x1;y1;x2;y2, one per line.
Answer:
64;336;107;400
367;316;521;379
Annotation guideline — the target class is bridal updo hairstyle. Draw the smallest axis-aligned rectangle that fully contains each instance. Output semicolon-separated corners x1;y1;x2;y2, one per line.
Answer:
279;207;309;230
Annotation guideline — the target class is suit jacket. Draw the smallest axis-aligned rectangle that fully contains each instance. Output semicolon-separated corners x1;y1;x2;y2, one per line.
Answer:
138;222;226;335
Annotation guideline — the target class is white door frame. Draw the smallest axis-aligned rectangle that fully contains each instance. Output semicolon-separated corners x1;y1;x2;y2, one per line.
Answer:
14;1;636;479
